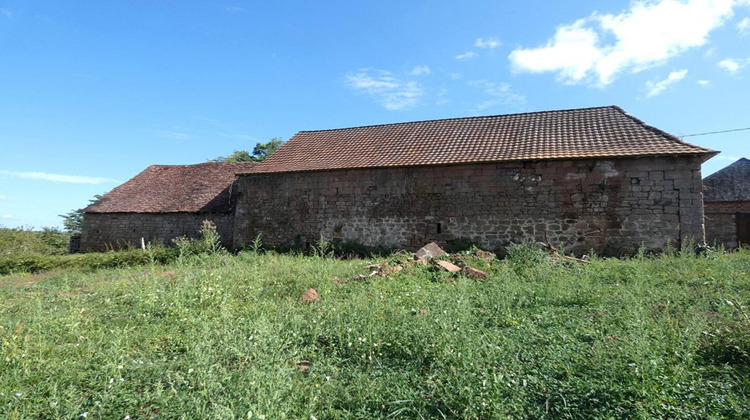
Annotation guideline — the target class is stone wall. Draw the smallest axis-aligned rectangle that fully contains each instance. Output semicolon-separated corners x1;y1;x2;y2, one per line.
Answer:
80;212;233;252
704;201;750;249
234;155;706;256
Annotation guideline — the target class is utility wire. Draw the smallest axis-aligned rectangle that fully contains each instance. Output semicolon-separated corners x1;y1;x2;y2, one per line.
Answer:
681;126;750;138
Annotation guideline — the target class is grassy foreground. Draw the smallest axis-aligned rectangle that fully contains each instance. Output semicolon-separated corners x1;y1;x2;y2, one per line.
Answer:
1;248;748;419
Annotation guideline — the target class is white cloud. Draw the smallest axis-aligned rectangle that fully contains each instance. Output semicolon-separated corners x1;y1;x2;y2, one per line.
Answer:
411;65;431;76
475;37;501;49
2;215;11;219
718;57;750;73
449;72;463;80
738;17;750;32
225;6;247;13
151;129;191;140
455;52;478;60
0;170;119;184
645;69;688;97
0;195;5;199
345;69;424;110
468;80;527;110
510;0;736;86
698;79;712;86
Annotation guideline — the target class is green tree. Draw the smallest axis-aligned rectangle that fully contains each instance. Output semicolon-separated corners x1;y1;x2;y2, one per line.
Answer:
212;138;284;162
59;194;105;234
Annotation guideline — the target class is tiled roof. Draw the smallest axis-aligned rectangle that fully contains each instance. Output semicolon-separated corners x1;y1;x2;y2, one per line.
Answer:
703;158;750;202
240;106;716;174
84;162;257;213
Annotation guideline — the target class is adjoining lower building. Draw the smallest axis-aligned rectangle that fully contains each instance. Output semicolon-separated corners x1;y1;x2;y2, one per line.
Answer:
233;106;717;256
80;162;255;252
703;158;750;249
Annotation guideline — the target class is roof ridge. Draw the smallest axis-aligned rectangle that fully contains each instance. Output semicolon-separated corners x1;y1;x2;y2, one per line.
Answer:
150;161;257;166
296;105;620;134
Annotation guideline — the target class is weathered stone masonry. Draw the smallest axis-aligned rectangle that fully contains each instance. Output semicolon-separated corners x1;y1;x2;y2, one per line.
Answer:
234;155;706;255
704;201;750;248
81;213;233;252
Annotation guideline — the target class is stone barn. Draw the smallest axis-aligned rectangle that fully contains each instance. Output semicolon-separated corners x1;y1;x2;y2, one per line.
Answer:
80;162;255;252
233;106;716;255
703;157;750;248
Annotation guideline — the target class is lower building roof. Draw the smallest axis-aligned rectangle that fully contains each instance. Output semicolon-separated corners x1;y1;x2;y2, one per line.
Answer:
703;157;750;202
84;162;257;214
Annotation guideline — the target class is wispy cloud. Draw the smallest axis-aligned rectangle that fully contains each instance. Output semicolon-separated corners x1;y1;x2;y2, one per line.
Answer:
646;69;688;97
718;57;750;73
345;69;424;110
225;5;247;13
0;195;6;199
0;9;12;18
0;170;119;184
218;132;256;141
714;154;743;162
411;65;431;76
468;80;527;110
455;52;478;60
150;128;191;140
475;37;501;49
738;17;750;33
698;79;711;86
510;0;736;86
1;215;11;219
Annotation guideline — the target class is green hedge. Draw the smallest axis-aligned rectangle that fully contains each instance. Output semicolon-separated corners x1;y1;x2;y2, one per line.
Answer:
0;248;179;275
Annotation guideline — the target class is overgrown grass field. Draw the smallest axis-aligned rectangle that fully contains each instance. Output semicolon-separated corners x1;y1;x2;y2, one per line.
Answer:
1;247;748;418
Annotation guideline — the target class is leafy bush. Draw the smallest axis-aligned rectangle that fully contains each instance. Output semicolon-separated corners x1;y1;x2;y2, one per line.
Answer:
172;220;226;261
0;226;70;256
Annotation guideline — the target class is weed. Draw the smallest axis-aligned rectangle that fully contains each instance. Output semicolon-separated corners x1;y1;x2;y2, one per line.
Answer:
0;247;748;418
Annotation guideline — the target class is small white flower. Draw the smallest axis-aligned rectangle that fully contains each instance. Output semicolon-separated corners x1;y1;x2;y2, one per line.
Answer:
14;392;22;397
118;365;123;369
124;415;131;420
49;401;58;407
325;376;331;381
80;412;88;418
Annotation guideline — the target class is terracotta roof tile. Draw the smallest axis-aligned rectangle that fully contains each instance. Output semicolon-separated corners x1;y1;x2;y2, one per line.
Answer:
84;162;257;213
240;106;716;174
703;158;750;202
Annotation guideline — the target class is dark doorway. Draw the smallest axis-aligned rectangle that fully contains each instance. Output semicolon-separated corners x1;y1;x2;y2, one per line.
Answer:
737;213;750;246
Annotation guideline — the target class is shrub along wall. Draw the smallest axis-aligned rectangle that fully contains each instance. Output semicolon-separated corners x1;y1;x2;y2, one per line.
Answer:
80;213;233;252
234;156;706;256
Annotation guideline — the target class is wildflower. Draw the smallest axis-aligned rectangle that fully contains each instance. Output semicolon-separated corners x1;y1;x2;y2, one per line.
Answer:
80;412;88;418
117;365;123;369
49;402;58;408
124;416;131;420
325;376;331;381
14;392;22;397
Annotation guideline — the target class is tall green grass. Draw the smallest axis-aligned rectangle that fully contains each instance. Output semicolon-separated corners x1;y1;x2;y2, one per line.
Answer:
1;248;748;418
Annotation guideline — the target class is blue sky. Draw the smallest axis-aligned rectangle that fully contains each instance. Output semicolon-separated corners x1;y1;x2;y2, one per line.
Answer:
1;0;749;229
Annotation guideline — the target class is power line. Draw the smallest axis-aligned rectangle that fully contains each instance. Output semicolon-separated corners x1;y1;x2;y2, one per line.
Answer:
681;126;750;138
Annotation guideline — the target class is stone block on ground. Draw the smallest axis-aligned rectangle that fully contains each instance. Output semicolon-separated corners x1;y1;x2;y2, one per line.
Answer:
300;288;319;303
435;260;461;273
462;265;489;279
415;242;447;261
